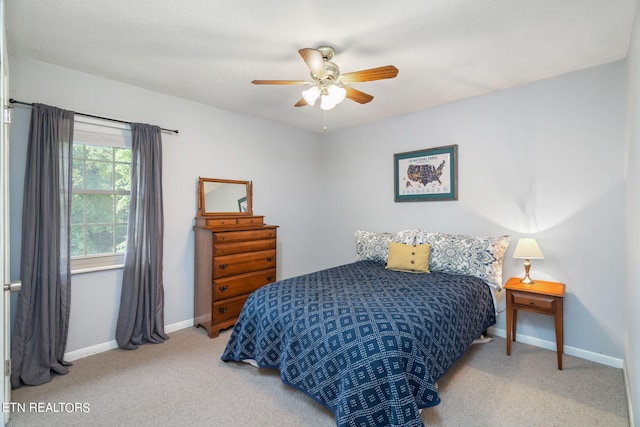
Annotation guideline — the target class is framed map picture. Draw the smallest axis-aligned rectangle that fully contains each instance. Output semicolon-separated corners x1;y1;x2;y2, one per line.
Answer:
394;145;458;202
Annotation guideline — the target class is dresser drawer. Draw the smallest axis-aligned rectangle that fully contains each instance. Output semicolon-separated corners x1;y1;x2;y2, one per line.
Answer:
237;217;264;226
511;291;556;312
199;216;264;228
213;249;276;278
213;238;276;256
212;294;249;323
213;229;276;243
204;218;241;227
214;268;276;299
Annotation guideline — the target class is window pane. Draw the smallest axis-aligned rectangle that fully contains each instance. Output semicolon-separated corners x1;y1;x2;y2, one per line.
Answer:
86;194;114;224
86;225;114;255
114;148;131;163
70;226;85;257
85;145;112;161
85;160;114;190
72;159;85;189
72;144;85;160
115;224;128;253
71;194;84;225
115;163;130;191
115;194;130;223
71;140;131;268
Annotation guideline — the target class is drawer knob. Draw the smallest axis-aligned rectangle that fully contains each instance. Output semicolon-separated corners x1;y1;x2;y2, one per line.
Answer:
219;263;228;270
267;276;273;281
266;257;273;262
529;300;535;305
218;306;228;314
218;285;228;292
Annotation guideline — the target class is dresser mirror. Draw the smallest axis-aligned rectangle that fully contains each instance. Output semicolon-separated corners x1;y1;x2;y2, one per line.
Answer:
198;177;253;216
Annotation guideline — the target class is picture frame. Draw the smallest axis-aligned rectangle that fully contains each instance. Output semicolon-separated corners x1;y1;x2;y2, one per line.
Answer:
394;144;458;202
238;196;248;212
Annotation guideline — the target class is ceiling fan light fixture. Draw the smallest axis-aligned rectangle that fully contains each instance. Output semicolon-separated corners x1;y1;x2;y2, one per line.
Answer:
254;45;398;117
302;86;321;105
327;84;346;104
320;96;336;110
319;84;346;110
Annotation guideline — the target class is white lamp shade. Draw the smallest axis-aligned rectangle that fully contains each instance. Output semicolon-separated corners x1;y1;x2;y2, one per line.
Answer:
320;95;336;110
319;84;346;110
326;84;346;104
513;238;544;259
302;86;321;105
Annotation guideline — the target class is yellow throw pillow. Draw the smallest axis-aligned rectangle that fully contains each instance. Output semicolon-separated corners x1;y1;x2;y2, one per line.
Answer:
386;242;431;273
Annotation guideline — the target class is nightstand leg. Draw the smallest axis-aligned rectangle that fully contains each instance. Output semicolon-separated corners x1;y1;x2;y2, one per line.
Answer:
556;300;564;370
512;309;518;341
506;302;513;356
506;313;511;355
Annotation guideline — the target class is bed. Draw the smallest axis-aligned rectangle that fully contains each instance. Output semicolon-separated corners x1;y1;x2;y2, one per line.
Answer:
221;230;509;427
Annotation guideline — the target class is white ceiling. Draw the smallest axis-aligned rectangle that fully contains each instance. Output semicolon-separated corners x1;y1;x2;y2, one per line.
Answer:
6;0;637;134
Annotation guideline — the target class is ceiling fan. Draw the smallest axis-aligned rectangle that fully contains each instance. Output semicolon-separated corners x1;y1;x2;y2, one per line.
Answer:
252;46;399;111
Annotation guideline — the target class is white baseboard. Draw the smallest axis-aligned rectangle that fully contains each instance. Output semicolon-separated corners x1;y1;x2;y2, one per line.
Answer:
164;319;194;334
64;319;194;362
64;321;625;370
488;326;624;369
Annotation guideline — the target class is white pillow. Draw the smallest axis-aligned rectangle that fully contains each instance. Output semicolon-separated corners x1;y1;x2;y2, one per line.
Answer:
415;231;510;289
355;229;419;263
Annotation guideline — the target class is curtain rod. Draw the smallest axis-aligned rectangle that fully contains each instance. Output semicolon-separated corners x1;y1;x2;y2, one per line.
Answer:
8;98;179;134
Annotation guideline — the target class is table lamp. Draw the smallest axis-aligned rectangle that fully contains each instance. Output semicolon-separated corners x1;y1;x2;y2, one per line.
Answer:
513;238;544;284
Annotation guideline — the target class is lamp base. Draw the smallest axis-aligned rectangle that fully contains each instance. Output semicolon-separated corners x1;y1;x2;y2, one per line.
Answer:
520;259;535;284
520;275;535;284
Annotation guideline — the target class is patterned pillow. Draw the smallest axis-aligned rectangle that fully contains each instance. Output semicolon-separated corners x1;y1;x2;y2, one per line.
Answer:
355;230;419;263
415;231;510;289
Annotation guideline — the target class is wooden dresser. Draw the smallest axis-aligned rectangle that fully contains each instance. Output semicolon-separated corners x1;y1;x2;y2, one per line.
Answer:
194;215;278;338
193;177;278;338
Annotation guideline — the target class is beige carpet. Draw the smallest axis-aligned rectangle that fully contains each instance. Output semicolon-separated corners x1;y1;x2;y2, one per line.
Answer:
7;327;629;426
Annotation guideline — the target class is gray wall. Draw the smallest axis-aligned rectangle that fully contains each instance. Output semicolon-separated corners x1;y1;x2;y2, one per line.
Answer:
624;5;640;426
8;56;327;354
321;61;627;364
8;56;628;371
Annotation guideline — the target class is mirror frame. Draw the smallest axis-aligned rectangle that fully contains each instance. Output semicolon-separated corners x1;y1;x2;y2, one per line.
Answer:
197;177;253;216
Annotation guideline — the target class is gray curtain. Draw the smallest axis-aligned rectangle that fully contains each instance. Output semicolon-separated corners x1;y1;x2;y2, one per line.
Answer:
11;104;74;388
115;123;168;349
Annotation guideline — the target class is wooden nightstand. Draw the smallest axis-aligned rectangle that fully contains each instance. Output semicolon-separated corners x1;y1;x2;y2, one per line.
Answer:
505;277;566;369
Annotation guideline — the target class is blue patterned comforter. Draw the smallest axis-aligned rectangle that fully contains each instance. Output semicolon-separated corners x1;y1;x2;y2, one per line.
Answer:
221;261;496;427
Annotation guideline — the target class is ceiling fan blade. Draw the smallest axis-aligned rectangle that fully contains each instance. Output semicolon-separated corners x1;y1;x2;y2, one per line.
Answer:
339;65;399;83
344;86;374;104
252;79;308;85
294;98;308;107
298;48;327;78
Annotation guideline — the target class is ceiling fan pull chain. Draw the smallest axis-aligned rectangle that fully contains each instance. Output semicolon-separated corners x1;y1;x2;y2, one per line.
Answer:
323;110;327;131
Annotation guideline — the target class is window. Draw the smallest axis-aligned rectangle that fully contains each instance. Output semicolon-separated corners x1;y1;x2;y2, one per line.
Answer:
70;118;132;272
